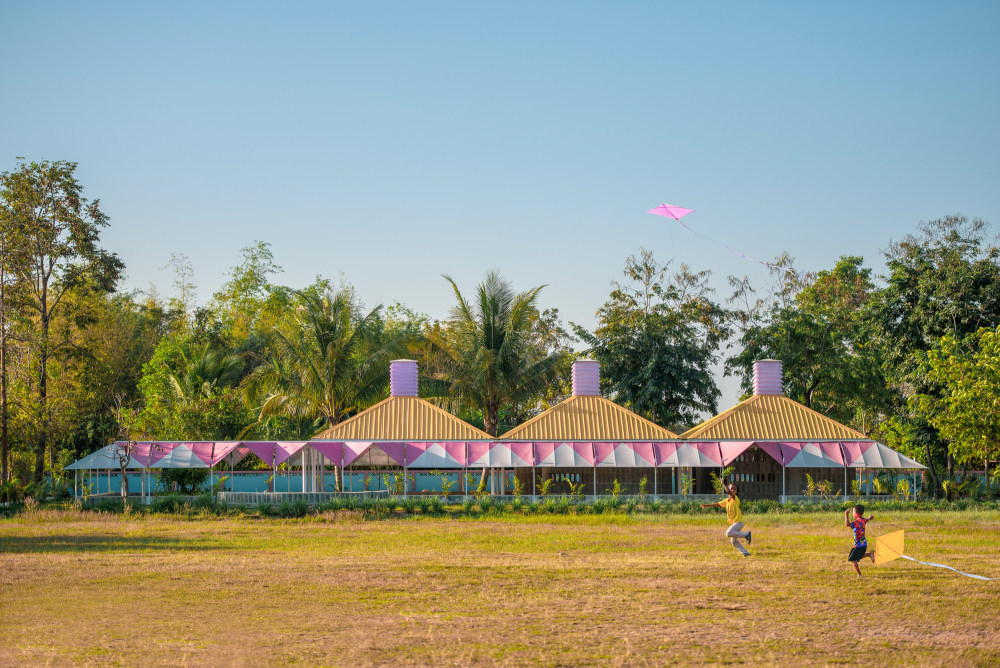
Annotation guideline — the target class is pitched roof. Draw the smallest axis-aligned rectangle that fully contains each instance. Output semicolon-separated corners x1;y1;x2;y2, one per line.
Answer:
679;394;868;441
313;396;491;441
499;395;679;441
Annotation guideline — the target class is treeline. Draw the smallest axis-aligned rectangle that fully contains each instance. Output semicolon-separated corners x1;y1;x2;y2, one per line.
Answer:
1;158;998;497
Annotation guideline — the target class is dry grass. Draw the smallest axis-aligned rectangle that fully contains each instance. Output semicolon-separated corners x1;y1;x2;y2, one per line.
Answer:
1;509;999;667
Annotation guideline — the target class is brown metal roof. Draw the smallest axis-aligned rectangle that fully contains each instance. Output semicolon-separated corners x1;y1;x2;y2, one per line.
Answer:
313;396;491;441
679;394;868;440
499;395;679;441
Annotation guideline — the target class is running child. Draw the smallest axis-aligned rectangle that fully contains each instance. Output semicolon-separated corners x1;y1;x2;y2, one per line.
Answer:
846;505;875;577
701;481;752;557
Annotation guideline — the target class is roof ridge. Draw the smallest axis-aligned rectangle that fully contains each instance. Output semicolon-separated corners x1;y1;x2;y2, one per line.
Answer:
313;395;490;440
500;395;678;440
679;394;866;440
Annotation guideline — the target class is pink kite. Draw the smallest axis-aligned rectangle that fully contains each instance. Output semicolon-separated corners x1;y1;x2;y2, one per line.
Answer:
647;203;695;220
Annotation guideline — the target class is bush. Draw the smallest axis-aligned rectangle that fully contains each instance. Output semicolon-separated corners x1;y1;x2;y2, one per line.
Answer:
461;498;475;515
400;497;418;514
156;469;210;494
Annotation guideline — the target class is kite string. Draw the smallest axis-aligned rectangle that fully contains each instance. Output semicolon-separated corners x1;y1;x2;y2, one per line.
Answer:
673;218;805;279
899;555;995;581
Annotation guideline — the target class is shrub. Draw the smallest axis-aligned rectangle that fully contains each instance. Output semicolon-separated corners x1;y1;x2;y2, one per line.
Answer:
478;497;496;514
400;497;419;514
461;498;475;515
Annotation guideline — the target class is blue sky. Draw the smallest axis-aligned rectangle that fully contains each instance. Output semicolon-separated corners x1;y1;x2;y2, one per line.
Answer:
2;1;999;407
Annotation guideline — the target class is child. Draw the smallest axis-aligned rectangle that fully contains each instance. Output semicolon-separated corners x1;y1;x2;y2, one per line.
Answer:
846;505;875;577
701;481;752;557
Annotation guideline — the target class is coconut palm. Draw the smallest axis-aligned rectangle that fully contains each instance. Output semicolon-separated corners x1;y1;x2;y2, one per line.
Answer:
242;289;409;429
425;271;566;436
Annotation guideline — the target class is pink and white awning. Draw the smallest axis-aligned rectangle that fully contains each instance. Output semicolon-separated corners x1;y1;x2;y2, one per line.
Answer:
405;442;467;468
467;442;533;468
534;442;596;467
594;443;656;467
656;442;723;467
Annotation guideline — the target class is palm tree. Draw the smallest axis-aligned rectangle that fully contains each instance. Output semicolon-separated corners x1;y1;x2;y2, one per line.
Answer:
426;271;566;436
170;344;244;402
242;289;409;429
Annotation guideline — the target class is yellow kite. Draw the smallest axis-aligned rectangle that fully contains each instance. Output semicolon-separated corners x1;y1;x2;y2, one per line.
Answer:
873;530;994;581
873;530;905;565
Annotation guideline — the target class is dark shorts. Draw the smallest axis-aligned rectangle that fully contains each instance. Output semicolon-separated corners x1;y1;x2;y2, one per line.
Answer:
848;545;868;562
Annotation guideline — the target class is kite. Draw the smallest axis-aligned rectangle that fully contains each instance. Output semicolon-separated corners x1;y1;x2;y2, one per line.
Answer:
874;530;995;581
647;203;806;280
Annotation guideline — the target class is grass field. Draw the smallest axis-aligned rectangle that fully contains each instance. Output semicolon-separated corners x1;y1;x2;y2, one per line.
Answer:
1;508;998;667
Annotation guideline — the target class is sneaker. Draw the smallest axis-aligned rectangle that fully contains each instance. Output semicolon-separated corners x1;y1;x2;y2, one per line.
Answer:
746;531;752;545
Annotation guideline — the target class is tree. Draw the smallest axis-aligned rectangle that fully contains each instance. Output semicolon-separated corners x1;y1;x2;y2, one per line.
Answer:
424;271;566;436
912;327;1000;469
0;194;26;481
727;255;888;429
0;159;123;481
863;215;1000;494
242;289;409;430
137;335;250;440
574;250;729;431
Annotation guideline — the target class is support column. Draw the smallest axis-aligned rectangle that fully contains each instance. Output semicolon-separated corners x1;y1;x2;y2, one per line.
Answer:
301;449;307;493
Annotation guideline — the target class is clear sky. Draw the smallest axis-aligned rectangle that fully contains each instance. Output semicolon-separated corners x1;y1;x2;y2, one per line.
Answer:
2;1;999;407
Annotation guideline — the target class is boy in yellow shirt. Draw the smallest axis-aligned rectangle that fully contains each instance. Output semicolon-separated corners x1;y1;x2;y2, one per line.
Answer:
701;481;752;557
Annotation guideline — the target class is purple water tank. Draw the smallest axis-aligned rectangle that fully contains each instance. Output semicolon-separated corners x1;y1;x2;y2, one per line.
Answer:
390;359;419;397
753;359;783;395
572;360;601;396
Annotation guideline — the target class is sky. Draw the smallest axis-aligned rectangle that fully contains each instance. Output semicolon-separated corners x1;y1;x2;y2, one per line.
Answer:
2;1;999;408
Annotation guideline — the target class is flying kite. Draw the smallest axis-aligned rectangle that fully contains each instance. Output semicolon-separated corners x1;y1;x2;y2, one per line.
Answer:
874;530;995;581
648;203;805;280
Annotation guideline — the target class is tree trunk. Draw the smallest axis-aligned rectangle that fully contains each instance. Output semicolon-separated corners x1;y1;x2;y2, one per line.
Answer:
34;308;49;483
120;466;129;498
925;440;942;498
0;275;7;483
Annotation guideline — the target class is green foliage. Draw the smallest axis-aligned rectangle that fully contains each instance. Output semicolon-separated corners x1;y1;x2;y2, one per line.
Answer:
431;469;456;497
156;469;210;494
638;475;648;499
678;473;693;497
565;478;587;500
710;466;735;495
536;477;554;497
574;249;729;430
605;479;623;504
912;326;1000;468
423;271;566;436
242;289;410;432
728;255;885;425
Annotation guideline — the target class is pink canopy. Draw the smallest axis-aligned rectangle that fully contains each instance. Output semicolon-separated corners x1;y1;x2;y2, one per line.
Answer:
595;442;656;467
467;442;532;468
779;442;845;467
242;441;307;468
309;441;345;466
533;442;595;467
719;441;755;466
658;442;723;467
342;442;406;467
405;442;466;468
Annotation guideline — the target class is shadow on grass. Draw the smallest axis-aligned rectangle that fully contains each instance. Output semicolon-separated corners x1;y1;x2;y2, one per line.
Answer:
0;534;218;554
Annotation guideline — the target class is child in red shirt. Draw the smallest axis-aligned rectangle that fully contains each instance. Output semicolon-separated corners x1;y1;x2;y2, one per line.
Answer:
846;505;875;577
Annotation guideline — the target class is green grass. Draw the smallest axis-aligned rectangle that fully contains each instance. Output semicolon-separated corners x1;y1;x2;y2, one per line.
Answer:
1;509;998;666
